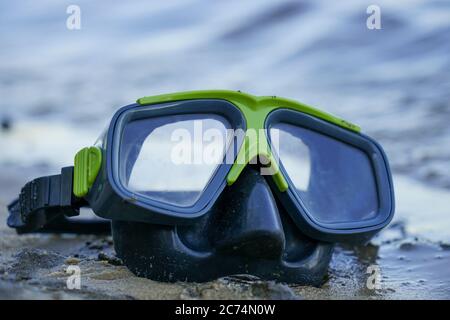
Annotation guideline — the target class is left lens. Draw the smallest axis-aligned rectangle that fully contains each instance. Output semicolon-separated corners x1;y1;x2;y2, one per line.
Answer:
119;114;232;207
270;122;379;225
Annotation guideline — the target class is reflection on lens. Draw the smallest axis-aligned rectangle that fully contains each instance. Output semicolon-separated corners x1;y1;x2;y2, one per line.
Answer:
119;114;232;207
270;123;379;224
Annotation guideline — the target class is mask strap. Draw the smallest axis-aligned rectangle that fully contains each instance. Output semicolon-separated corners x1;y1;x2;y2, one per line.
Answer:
7;166;109;234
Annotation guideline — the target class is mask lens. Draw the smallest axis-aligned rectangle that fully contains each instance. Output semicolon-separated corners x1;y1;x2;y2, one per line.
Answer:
270;123;379;224
119;114;232;207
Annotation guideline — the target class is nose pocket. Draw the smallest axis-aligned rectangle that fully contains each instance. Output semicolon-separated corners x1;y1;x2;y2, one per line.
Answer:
211;166;285;260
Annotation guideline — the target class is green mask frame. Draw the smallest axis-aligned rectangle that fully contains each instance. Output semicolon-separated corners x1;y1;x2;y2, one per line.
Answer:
74;90;360;197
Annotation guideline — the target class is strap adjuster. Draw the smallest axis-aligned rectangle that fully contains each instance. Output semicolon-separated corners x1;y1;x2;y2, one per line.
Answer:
7;166;83;232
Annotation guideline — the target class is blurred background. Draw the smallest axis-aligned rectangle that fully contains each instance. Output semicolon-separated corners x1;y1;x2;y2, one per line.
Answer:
0;0;449;298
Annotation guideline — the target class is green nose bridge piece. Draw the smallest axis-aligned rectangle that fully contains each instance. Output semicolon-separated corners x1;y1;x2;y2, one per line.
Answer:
73;146;102;197
137;90;361;192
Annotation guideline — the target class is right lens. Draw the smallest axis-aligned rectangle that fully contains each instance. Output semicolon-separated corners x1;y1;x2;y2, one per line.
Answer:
270;122;379;225
119;113;232;207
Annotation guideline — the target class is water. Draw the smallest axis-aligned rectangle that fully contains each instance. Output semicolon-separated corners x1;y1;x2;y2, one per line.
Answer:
0;0;449;299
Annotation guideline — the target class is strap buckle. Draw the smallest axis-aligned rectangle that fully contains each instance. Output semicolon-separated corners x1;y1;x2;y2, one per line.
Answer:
7;166;83;233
